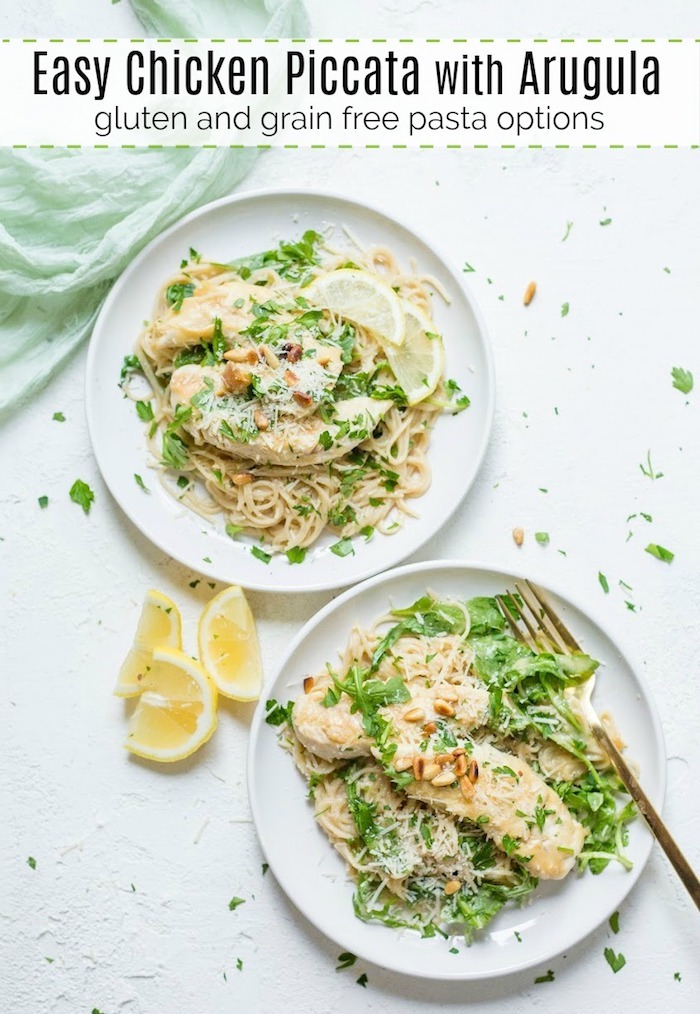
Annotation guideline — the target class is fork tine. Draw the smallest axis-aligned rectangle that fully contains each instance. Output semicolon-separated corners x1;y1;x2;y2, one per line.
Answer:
524;579;582;652
500;589;545;651
515;581;569;655
495;594;536;651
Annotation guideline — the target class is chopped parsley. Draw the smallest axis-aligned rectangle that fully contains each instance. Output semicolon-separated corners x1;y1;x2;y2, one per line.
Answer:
264;699;294;726
228;230;323;287
598;572;609;593
609;910;620;934
356;973;368;988
135;400;154;422
27;856;36;870
286;546;307;564
599;217;612;226
211;316;227;361
604;947;626;973
336;952;356;971
534;970;555;983
120;354;141;382
162;431;189;469
535;531;550;545
38;495;48;509
318;431;333;450
165;281;195;311
251;545;272;564
134;474;149;494
176;476;190;489
228;897;245;911
671;366;693;394
236;958;243;971
330;537;355;558
69;479;94;514
639;450;663;480
645;543;674;563
52;411;65;422
445;377;471;414
225;523;243;540
261;863;269;875
561;302;570;317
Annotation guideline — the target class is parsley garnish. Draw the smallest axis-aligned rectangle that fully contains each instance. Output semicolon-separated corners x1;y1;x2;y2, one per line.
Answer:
52;411;65;422
534;970;555;983
135;400;154;422
645;543;674;563
228;897;245;911
609;910;620;934
225;523;243;540
330;537;355;558
120;354;141;382
211;316;227;361
38;495;48;509
600;217;612;226
671;366;693;394
134;474;149;494
251;545;271;564
165;282;195;312
336;952;356;971
356;973;368;988
176;476;190;489
286;546;307;564
264;699;294;726
604;948;626;973
561;302;570;317
318;431;333;450
162;431;189;469
69;479;94;514
27;856;36;870
535;531;550;545
262;863;269;875
598;572;609;593
639;450;663;479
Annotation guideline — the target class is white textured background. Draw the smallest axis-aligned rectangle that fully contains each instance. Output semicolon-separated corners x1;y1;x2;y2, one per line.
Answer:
1;3;699;1013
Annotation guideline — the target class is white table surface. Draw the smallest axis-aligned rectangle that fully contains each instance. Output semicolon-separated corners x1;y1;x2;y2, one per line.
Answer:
1;3;699;1013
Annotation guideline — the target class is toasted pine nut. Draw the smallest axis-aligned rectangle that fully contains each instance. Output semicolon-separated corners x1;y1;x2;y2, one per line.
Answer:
254;410;270;431
444;879;461;896
454;754;468;777
293;390;314;407
317;352;331;367
452;747;466;757
459;775;473;798
467;760;479;784
512;526;524;546
223;347;258;364
436;753;454;766
303;677;315;694
439;686;459;702
422;762;441;781
232;473;253;486
422;721;437;735
523;280;537;306
393;756;413;772
403;707;425;723
412;756;425;780
222;363;252;394
284;368;299;386
433;699;455;718
260;345;280;369
431;769;457;787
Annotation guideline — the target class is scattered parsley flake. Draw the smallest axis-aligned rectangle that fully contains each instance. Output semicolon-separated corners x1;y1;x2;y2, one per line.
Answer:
228;896;245;911
134;474;149;494
604;948;626;973
645;543;674;563
69;479;94;514
38;495;49;509
639;450;663;480
463;262;475;273
225;523;243;540
600;217;612;226
514;931;522;942
674;972;682;982
330;537;355;558
286;546;307;564
261;863;269;876
336;952;357;971
189;579;200;588
27;856;36;870
609;911;620;934
135;400;154;422
671;366;693;395
535;531;550;545
236;958;243;972
598;572;609;593
534;970;555;983
176;476;190;489
52;411;65;422
562;221;573;241
561;302;570;317
449;946;459;955
203;556;212;563
251;545;272;564
356;973;368;988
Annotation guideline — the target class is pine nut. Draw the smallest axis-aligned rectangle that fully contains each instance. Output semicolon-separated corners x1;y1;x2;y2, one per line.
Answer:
433;700;455;718
261;345;280;369
413;756;425;780
222;363;252;394
452;747;466;757
232;473;253;486
454;754;468;777
254;410;270;431
303;677;315;694
422;762;441;781
393;756;413;772
523;280;537;306
317;352;331;367
223;347;258;364
459;775;474;798
403;707;425;723
468;760;479;784
422;722;437;734
512;526;524;546
436;753;454;766
444;879;461;896
431;769;457;787
439;687;459;702
284;368;299;386
293;390;314;407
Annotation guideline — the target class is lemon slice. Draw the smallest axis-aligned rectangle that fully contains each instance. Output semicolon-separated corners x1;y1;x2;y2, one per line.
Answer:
124;647;218;762
115;590;182;698
198;585;262;701
384;302;445;405
306;269;405;347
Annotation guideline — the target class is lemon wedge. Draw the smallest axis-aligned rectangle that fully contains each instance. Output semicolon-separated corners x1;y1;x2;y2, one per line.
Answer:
124;647;218;762
198;585;263;701
384;302;445;405
115;589;182;698
306;269;405;347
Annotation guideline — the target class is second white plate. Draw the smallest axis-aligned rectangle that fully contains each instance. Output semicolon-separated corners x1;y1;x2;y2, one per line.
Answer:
85;189;494;592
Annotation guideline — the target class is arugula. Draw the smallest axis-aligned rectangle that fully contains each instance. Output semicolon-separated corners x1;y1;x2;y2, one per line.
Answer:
323;665;410;739
228;230;323;286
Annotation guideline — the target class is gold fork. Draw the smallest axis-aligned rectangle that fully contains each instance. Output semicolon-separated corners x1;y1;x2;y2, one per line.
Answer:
495;578;700;909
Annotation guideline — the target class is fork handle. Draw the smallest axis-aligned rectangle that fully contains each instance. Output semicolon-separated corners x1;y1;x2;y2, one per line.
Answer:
592;723;700;909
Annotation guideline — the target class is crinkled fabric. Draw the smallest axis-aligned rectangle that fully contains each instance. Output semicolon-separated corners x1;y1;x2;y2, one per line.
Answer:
0;0;308;419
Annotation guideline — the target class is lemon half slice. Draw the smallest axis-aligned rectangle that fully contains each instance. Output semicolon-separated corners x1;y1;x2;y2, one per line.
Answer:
306;269;405;347
198;585;262;701
385;302;445;405
115;590;182;698
124;647;218;762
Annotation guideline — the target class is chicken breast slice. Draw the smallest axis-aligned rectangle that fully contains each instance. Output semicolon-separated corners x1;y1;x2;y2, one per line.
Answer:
405;740;587;879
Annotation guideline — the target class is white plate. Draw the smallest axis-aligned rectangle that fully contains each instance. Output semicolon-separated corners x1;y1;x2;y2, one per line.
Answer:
248;560;665;980
85;189;494;592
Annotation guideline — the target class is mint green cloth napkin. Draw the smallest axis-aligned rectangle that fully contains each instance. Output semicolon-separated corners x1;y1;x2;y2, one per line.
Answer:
0;0;307;420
